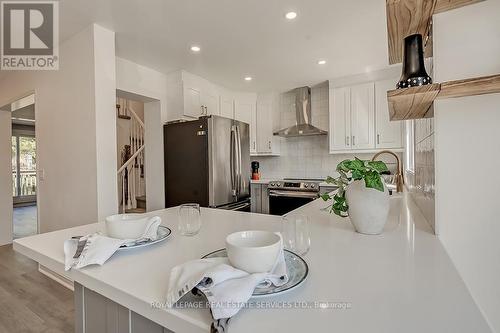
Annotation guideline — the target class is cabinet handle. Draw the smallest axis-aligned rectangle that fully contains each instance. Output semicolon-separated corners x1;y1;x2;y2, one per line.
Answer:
352;136;355;146
268;141;271;150
253;141;256;150
346;136;350;146
377;134;380;145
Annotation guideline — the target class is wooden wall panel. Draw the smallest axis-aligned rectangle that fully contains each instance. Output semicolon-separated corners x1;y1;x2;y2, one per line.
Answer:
386;0;436;64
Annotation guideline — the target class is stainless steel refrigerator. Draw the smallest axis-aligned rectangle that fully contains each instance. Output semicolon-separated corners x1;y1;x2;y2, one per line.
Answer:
164;115;251;211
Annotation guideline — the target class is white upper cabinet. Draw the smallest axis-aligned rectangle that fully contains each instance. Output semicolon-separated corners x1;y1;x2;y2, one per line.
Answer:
330;79;401;154
183;86;202;118
234;94;257;154
219;91;235;119
350;82;375;149
375;79;403;149
250;106;257;154
330;87;351;151
256;93;280;155
234;96;255;124
167;71;220;120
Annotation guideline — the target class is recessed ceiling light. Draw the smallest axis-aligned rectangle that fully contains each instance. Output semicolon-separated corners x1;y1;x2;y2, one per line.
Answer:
190;45;201;52
318;60;327;65
244;76;252;81
285;11;297;20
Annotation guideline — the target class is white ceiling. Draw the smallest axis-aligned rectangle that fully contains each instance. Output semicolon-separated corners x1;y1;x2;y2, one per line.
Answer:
59;0;390;92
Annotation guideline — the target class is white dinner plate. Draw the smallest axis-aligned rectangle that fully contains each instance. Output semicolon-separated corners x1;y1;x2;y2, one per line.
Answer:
117;226;172;251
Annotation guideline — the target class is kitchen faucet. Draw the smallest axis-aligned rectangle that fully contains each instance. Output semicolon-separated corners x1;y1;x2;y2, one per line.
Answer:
371;150;404;193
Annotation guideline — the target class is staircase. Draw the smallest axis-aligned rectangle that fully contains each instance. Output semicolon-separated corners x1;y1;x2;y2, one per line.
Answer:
117;99;146;213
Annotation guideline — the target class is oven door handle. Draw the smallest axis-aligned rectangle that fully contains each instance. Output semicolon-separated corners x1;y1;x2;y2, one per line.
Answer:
268;190;319;199
218;200;251;211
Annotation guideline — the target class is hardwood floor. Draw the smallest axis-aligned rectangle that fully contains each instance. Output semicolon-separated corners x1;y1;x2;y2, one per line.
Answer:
0;244;74;333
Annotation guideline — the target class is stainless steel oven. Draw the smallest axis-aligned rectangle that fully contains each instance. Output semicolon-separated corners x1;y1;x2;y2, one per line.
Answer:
268;180;320;216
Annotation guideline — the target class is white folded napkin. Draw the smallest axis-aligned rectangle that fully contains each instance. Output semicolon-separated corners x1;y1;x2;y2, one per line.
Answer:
64;216;161;271
166;244;288;324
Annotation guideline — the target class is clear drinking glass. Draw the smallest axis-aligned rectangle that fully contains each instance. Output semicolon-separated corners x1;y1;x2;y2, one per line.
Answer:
178;203;201;236
282;214;310;256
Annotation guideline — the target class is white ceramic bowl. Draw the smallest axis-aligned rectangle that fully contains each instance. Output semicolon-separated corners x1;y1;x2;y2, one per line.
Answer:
225;231;281;273
105;214;159;239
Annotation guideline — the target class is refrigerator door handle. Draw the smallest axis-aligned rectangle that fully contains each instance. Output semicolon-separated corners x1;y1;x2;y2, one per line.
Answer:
230;125;236;197
236;125;243;197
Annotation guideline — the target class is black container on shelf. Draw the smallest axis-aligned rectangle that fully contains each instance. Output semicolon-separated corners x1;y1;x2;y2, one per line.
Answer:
397;34;432;89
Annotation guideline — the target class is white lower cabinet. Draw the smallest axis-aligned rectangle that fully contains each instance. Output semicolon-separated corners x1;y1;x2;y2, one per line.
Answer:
329;79;402;153
250;183;269;214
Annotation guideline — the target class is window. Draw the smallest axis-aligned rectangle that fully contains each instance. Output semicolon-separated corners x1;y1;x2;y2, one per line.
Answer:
404;120;415;173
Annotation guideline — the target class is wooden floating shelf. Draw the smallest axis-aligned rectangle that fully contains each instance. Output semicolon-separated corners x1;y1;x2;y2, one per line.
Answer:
388;83;440;120
386;0;485;65
387;74;500;120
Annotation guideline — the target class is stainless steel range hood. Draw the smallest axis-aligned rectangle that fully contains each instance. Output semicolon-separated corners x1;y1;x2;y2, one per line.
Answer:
273;86;328;137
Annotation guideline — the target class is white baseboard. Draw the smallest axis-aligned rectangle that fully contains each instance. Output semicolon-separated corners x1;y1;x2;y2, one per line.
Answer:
38;264;74;291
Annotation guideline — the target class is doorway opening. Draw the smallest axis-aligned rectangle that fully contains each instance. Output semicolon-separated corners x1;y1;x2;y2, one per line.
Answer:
10;94;38;239
116;96;146;213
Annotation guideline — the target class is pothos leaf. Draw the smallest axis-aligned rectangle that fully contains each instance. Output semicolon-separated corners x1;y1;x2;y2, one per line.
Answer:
321;193;331;201
367;160;389;173
364;170;385;192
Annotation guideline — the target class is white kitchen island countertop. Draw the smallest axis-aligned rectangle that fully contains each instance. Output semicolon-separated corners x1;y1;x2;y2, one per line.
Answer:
13;194;491;333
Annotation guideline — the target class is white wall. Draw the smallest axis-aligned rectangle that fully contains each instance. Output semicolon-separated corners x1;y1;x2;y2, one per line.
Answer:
0;111;13;245
93;25;118;221
116;57;168;211
0;24;118;239
434;1;500;331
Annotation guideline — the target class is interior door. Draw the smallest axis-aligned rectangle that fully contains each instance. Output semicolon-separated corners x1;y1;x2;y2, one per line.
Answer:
350;82;375;149
330;87;351;151
375;79;403;148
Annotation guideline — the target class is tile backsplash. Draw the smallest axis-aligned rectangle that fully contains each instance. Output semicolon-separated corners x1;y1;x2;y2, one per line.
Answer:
255;136;376;180
406;117;435;230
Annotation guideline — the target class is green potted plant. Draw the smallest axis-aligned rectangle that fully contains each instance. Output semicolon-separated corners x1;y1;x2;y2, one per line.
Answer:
322;158;390;235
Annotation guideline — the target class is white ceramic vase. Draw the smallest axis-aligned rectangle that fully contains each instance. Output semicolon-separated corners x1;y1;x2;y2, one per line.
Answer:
345;180;389;235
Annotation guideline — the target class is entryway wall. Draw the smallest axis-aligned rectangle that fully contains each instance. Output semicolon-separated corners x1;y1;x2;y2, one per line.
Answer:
0;24;117;245
0;110;13;245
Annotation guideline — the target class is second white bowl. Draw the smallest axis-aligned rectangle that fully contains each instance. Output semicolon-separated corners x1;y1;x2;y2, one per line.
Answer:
225;230;281;273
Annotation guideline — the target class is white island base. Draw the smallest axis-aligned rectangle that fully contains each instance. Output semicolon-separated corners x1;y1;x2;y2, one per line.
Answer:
14;194;491;333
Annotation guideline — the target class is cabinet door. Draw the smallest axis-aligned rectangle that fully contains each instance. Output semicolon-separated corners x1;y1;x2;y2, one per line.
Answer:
250;184;261;213
250;107;257;153
330;87;351;151
202;91;219;116
375;79;402;149
350;82;375;149
256;101;273;153
219;94;234;119
234;100;254;124
184;87;203;118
